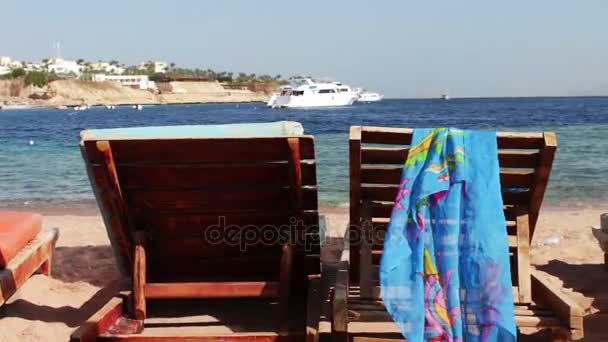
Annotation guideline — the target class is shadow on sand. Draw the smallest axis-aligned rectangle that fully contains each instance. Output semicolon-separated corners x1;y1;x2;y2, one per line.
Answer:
537;260;608;341
0;245;126;327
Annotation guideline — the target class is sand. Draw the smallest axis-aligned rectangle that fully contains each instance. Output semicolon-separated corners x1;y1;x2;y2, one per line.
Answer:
0;206;607;341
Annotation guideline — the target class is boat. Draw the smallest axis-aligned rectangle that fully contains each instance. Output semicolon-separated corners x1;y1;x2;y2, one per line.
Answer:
269;77;359;108
105;105;116;109
266;85;290;107
441;93;450;100
73;105;88;111
355;89;383;103
132;104;143;110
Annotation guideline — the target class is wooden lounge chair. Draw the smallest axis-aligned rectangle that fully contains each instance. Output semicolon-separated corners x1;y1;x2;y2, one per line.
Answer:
330;126;584;341
0;212;59;307
72;122;322;341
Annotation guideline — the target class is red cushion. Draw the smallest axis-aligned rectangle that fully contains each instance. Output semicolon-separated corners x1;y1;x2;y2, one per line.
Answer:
0;212;42;268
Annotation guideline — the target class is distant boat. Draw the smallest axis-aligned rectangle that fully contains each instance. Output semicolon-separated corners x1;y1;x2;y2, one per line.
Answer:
441;93;450;100
355;88;383;103
133;104;143;110
105;105;116;109
73;105;88;111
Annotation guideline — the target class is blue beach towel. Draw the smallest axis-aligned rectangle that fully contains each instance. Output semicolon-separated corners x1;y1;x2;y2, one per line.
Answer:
380;128;517;342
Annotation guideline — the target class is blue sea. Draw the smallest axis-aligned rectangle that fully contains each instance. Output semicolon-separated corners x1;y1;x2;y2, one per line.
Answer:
1;98;607;211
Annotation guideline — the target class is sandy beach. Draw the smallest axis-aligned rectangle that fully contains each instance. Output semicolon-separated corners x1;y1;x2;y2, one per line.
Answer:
0;205;606;341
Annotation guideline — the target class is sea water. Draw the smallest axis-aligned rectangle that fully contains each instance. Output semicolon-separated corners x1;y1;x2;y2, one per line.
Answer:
1;97;607;210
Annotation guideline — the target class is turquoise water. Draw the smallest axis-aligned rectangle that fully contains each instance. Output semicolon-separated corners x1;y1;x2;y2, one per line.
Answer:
0;98;607;209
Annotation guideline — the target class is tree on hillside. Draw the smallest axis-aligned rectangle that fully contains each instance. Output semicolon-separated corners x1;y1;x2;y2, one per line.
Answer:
76;58;85;65
10;68;26;78
110;60;119;66
149;73;166;82
25;71;48;88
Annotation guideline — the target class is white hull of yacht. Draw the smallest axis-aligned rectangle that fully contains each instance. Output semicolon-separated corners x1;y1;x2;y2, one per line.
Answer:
266;94;279;107
273;93;358;108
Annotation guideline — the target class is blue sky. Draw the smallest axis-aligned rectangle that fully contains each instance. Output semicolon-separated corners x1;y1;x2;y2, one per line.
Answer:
2;0;607;98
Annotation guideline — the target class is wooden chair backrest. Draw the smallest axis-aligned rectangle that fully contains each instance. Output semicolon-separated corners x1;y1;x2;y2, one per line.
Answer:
349;126;556;304
81;136;320;284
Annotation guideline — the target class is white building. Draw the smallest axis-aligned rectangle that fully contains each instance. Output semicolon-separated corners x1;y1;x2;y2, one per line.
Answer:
138;61;168;73
92;74;155;90
47;58;82;75
0;56;23;69
89;62;125;75
0;66;11;76
24;63;44;72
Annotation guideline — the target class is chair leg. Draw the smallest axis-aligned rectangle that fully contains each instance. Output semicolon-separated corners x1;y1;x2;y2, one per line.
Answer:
39;256;52;276
278;243;294;334
133;231;146;322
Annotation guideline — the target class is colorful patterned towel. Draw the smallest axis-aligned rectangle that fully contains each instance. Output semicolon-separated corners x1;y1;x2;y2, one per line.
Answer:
380;128;517;341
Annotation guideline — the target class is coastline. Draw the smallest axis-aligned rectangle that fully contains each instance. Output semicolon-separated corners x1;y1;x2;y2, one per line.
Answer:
0;80;270;109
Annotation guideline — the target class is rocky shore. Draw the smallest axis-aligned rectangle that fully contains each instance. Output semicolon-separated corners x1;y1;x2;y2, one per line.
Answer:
0;79;269;109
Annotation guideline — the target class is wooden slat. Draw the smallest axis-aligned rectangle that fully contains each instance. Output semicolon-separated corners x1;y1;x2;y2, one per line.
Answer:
94;141;135;272
139;212;320;238
348;301;555;317
350;306;562;327
146;254;320;284
369;201;516;220
144;281;279;299
497;132;545;149
349;126;363;284
146;239;282;259
501;169;535;188
531;271;584;332
69;296;124;341
498;150;541;168
362;185;530;206
361;147;409;164
361;147;540;169
360;166;534;188
288;138;303;214
367;199;532;218
360;126;413;145
126;187;318;213
516;206;532;304
83;137;315;164
0;228;59;306
112;162;317;189
360;202;373;299
528;132;557;236
359;126;544;149
515;315;562;327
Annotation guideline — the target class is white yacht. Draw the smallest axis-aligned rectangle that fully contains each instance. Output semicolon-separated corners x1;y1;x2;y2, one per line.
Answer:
266;85;291;107
269;78;359;108
355;89;384;103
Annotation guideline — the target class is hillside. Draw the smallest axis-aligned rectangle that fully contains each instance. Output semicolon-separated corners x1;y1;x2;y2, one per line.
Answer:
0;79;269;108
